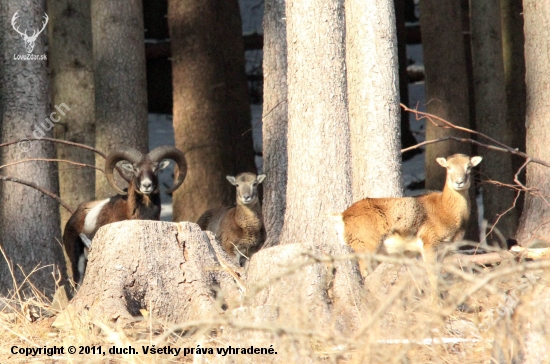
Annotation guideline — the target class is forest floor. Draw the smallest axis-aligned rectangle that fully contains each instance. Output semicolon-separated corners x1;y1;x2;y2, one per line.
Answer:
1;254;545;363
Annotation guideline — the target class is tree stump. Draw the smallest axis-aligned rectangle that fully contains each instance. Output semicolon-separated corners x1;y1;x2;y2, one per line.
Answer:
244;242;368;335
55;220;369;342
55;221;241;327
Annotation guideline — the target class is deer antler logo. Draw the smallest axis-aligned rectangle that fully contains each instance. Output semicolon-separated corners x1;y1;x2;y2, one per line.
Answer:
11;11;49;54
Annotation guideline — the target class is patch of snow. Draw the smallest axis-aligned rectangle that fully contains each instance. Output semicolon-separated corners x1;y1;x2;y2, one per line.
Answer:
148;113;176;222
239;0;264;35
407;43;424;65
403;152;426;196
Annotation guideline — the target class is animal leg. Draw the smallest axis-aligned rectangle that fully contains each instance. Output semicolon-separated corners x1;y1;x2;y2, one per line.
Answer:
79;233;92;249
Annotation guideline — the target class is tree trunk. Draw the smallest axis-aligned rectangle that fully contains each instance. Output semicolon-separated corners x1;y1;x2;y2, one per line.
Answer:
48;0;95;230
394;0;419;160
218;0;256;176
280;0;352;246
500;0;526;218
0;0;63;294
91;0;149;199
261;0;288;247
169;0;231;222
516;0;550;246
345;0;403;199
470;0;518;241
169;0;255;223
246;243;367;335
420;0;472;189
421;0;479;241
491;270;549;363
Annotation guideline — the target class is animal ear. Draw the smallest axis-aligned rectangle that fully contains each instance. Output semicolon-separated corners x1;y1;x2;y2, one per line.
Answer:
256;174;266;184
470;156;483;167
226;176;236;185
121;162;135;172
158;160;171;170
436;157;448;168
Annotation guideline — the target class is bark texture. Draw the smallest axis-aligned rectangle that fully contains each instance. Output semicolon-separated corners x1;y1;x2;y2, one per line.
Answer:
261;0;288;247
280;0;352;246
470;0;518;240
92;0;148;199
345;0;403;199
246;243;367;335
501;0;526;218
420;0;472;189
169;0;255;223
48;0;95;229
516;0;550;245
0;0;63;294
59;221;240;326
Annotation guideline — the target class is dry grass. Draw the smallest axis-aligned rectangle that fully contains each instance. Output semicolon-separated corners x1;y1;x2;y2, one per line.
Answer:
1;250;548;364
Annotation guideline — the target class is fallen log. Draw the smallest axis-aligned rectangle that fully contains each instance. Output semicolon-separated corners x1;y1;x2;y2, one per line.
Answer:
443;251;516;266
510;245;550;260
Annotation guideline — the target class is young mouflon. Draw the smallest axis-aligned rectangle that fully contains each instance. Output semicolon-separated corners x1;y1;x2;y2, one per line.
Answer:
334;154;482;291
197;173;266;265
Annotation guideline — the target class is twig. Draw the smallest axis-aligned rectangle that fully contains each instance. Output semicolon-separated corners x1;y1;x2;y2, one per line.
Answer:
241;98;288;136
0;137;129;182
0;158;103;173
510;245;550;260
400;104;550;169
443;251;515;266
0;176;74;214
0;137;106;158
401;135;550;170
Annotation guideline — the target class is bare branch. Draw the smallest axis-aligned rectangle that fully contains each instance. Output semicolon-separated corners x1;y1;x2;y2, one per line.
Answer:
0;137;106;158
0;176;74;214
0;137;129;182
0;158;103;173
400;104;550;169
443;251;515;266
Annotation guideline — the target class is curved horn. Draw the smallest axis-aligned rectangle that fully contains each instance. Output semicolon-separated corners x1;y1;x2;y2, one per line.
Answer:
148;146;187;193
105;148;144;195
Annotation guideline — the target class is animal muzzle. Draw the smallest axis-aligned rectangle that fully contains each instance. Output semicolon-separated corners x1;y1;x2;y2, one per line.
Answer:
241;194;255;204
453;177;469;190
139;178;154;194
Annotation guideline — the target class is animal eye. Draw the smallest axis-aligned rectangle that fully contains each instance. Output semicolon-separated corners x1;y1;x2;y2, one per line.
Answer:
235;184;239;187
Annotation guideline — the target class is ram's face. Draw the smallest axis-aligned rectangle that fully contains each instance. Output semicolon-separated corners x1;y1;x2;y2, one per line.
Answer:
121;160;169;195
